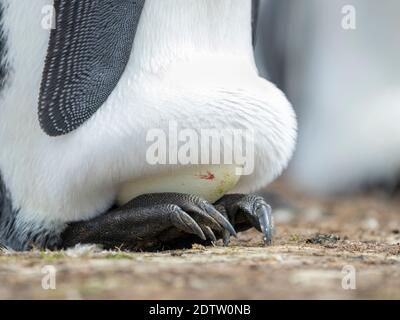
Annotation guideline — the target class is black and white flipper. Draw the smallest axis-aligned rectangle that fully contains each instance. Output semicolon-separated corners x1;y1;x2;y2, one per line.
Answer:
38;0;145;136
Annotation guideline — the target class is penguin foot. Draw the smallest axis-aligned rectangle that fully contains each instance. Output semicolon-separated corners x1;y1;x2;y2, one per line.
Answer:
60;193;237;250
214;194;274;245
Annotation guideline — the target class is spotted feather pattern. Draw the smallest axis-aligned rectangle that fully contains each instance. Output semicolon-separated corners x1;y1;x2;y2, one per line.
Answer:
38;0;145;136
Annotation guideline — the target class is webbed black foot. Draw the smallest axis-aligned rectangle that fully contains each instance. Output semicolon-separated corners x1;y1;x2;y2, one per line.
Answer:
215;194;273;245
60;193;236;250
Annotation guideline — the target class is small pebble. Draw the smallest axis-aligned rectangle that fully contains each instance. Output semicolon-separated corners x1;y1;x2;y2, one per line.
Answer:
306;233;340;244
363;217;379;230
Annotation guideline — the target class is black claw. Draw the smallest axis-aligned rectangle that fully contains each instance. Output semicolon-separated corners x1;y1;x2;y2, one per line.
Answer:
215;194;275;245
184;205;223;232
203;226;217;242
222;231;231;246
256;203;273;244
202;202;237;237
172;208;206;241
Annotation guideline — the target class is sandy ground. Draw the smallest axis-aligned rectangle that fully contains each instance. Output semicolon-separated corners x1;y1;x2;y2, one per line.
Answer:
1;181;399;299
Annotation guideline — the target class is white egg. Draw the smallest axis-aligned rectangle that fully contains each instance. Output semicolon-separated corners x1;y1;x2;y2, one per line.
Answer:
116;165;242;206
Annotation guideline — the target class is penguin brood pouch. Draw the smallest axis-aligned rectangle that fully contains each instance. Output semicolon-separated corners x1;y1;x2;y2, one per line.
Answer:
0;0;296;251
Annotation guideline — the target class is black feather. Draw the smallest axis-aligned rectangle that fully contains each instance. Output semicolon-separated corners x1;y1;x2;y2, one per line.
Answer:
0;173;17;250
252;0;260;47
0;173;62;250
0;1;8;92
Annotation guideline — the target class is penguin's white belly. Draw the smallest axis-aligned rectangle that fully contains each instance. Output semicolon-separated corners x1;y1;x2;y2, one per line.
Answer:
117;165;242;206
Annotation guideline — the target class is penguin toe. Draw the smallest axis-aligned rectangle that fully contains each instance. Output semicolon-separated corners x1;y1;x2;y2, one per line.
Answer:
61;193;239;250
215;194;274;245
125;193;237;241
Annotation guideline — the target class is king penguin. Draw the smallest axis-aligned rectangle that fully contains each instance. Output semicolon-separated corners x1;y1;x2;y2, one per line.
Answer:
260;0;400;194
0;0;297;251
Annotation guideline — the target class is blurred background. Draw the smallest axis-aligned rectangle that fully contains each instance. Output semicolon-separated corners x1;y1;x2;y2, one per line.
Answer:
255;0;400;196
